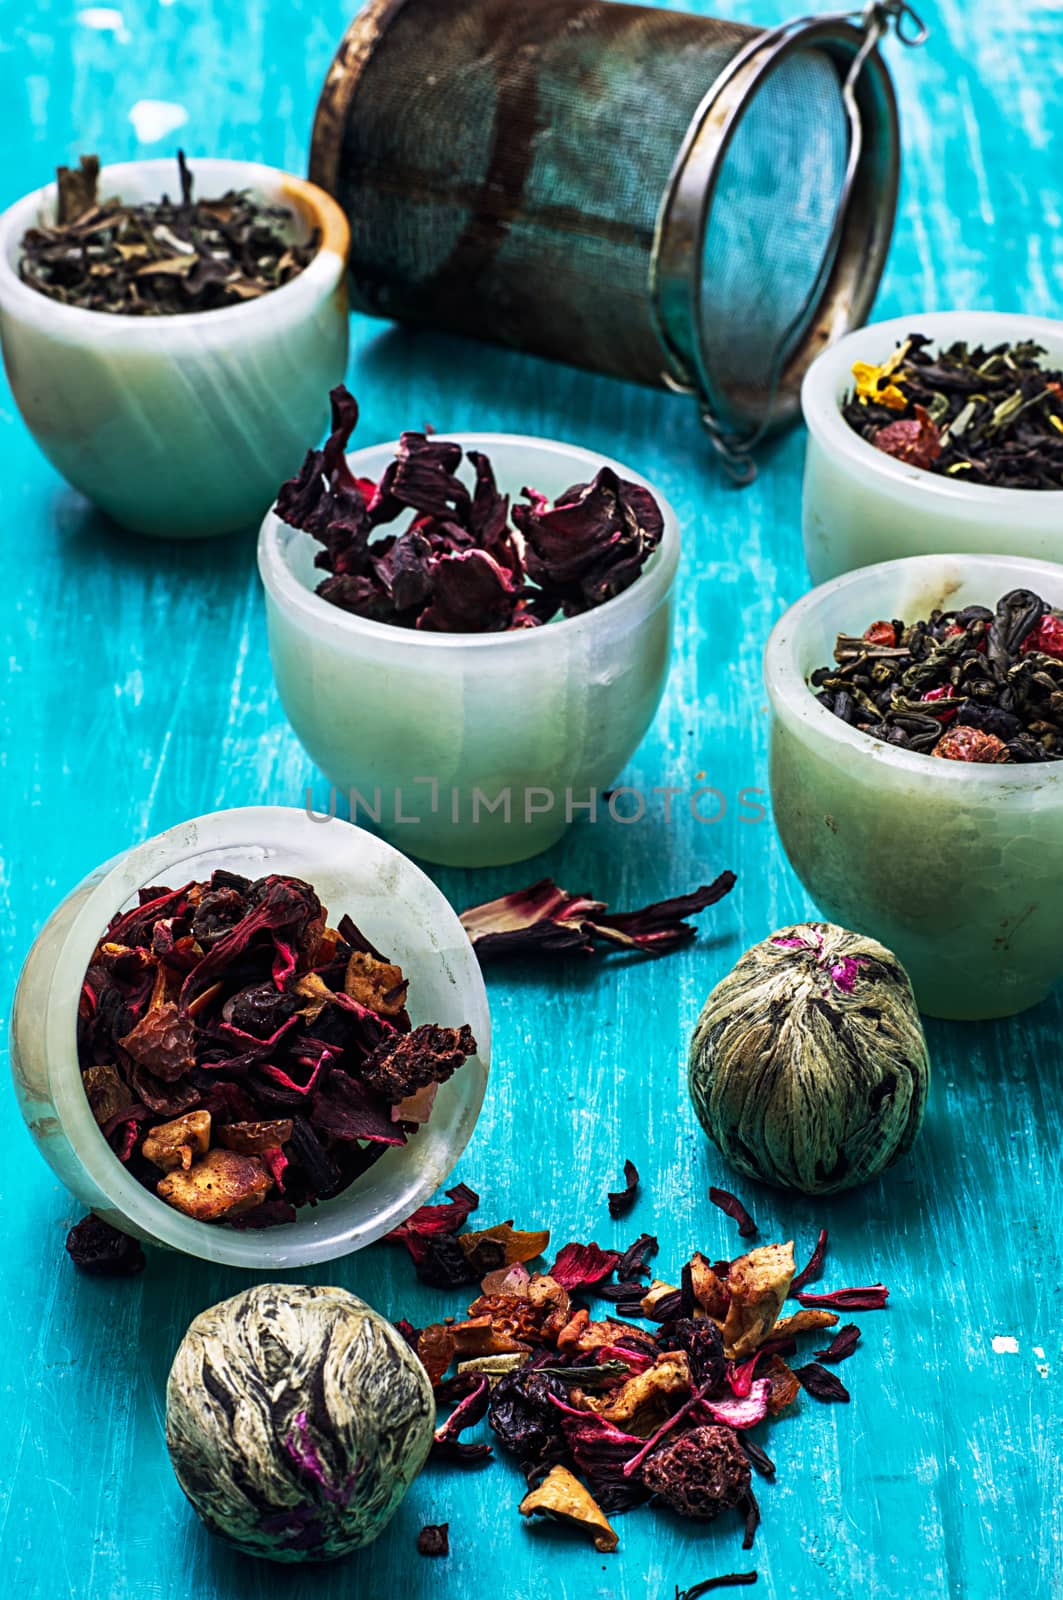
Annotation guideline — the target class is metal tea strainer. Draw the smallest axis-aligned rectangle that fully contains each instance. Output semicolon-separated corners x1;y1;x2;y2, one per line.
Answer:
310;0;926;480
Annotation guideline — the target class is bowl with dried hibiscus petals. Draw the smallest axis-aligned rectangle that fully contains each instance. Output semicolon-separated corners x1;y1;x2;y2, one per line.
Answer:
258;388;680;868
10;806;490;1267
765;551;1063;1020
0;154;349;538
801;311;1063;583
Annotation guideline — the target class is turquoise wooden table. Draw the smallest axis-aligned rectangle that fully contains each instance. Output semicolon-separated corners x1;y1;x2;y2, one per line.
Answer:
2;2;1061;1596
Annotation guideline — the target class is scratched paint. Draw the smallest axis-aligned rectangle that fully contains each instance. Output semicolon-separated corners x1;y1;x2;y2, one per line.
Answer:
0;2;1061;1598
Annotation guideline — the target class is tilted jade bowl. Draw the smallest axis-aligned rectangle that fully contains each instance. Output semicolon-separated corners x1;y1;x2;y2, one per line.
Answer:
765;553;1063;1021
9;806;490;1267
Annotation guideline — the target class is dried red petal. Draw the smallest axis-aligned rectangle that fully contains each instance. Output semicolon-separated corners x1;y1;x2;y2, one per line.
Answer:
1020;612;1063;660
872;404;942;469
933;726;1009;763
793;1362;851;1403
709;1186;758;1238
607;1159;640;1219
460;873;736;961
921;684;958;724
550;1241;622;1292
813;1323;862;1363
797;1284;889;1311
862;620;897;647
789;1229;828;1296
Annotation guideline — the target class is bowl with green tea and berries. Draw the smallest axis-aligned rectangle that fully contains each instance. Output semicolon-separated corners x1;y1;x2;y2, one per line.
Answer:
766;554;1063;1020
801;313;1063;582
0;154;349;537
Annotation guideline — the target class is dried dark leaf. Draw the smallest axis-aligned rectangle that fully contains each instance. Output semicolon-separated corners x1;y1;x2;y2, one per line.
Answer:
608;1159;640;1219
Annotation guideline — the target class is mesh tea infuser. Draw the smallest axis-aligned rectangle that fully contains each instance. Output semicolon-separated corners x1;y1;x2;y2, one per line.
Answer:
311;0;926;480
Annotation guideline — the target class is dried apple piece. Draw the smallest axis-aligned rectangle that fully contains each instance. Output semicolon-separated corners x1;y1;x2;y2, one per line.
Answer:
519;1465;618;1552
344;950;408;1016
216;1119;293;1155
721;1241;795;1359
142;1110;211;1173
157;1147;270;1220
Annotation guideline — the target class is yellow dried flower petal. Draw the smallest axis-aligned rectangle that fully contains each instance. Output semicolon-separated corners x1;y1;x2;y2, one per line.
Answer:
851;359;909;410
459;1223;550;1266
519;1465;619;1552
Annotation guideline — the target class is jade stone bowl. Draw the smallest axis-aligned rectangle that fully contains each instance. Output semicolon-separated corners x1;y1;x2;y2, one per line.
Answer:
258;435;680;868
0;159;350;538
801;311;1063;583
765;553;1063;1021
9;807;490;1267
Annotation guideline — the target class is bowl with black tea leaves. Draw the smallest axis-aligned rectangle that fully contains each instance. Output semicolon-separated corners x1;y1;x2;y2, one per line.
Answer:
0;156;350;538
258;400;680;868
801;311;1063;583
9;806;490;1267
765;552;1063;1021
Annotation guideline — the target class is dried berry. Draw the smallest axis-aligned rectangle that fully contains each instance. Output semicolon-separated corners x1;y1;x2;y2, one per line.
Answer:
416;1523;449;1557
66;1214;146;1277
641;1424;751;1520
933;725;1009;763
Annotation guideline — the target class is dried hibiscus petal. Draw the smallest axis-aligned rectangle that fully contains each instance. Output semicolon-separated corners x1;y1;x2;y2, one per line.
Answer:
814;1323;862;1363
789;1228;828;1296
793;1362;851;1403
608;1159;640;1219
550;1241;621;1291
676;1575;759;1598
796;1284;888;1311
709;1186;758;1238
460;874;737;961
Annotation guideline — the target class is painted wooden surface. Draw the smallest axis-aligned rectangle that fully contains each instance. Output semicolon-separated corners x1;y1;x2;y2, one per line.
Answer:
1;1;1061;1596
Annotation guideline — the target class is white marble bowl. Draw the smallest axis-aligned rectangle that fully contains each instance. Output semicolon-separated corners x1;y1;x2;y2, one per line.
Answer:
9;807;490;1267
0;159;350;538
766;553;1063;1021
802;311;1063;583
259;435;680;868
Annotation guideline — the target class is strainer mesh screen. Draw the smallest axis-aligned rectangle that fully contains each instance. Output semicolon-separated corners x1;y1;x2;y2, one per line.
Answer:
325;0;852;417
700;48;849;412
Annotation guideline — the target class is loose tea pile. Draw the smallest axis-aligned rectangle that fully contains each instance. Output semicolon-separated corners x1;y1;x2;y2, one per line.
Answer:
842;333;1063;488
20;152;317;314
385;1181;888;1556
75;870;475;1228
275;387;665;632
811;588;1063;761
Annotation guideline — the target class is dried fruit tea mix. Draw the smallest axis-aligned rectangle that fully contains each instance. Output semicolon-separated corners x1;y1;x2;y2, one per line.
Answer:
73;871;475;1230
386;1182;888;1557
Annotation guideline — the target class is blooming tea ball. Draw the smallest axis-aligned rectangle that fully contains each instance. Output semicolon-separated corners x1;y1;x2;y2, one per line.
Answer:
688;923;929;1195
166;1283;434;1562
